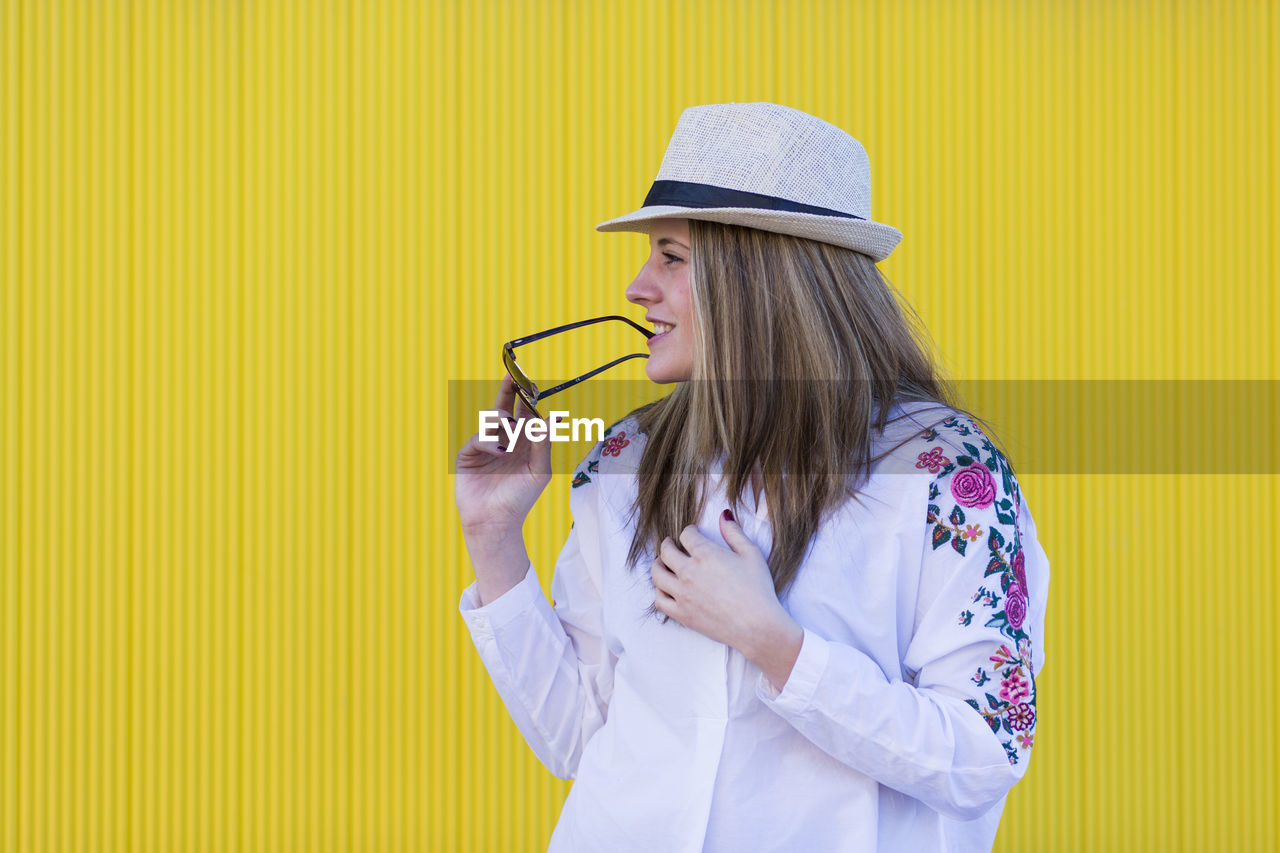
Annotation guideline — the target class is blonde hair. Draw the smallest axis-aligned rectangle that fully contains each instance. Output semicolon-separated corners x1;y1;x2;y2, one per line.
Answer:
626;220;1008;598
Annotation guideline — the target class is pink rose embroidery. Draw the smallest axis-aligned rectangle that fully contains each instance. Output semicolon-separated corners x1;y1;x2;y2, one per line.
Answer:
1012;550;1027;593
950;462;997;509
1004;583;1028;630
916;447;951;474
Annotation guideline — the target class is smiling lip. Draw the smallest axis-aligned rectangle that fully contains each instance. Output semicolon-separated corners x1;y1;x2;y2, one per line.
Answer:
646;326;674;347
646;318;674;346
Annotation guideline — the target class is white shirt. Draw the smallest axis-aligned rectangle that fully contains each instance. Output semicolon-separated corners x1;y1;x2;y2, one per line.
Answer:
459;401;1050;852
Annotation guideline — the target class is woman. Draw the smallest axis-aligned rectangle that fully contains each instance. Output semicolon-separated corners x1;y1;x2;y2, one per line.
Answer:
454;103;1049;852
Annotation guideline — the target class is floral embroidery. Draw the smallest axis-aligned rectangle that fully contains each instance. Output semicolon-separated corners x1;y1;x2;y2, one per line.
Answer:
570;424;631;488
922;417;984;441
950;462;996;509
925;416;1037;766
998;671;1030;704
1007;703;1036;731
988;644;1018;668
602;431;630;457
1017;638;1033;672
915;447;951;473
972;586;1001;608
1004;584;1028;630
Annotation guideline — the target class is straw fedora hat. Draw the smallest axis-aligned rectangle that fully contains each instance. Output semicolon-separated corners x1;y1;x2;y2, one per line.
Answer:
596;102;902;262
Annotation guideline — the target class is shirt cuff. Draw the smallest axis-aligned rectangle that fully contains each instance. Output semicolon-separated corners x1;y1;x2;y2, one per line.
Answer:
458;563;547;636
756;627;830;711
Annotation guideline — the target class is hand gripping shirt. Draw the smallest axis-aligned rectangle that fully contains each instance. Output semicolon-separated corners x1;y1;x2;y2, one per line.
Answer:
458;401;1050;852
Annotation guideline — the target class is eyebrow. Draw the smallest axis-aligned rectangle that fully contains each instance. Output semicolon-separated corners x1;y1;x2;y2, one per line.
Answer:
656;237;689;250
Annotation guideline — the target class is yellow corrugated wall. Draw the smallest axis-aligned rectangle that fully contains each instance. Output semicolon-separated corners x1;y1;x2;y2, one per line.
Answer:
2;0;1277;849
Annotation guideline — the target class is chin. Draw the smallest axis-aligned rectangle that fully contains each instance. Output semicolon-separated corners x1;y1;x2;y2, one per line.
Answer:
645;363;692;384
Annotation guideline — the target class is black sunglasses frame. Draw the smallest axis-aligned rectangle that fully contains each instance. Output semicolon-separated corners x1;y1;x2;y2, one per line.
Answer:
502;315;654;420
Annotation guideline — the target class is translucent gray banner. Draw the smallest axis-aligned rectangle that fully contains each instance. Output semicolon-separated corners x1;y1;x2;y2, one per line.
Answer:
448;380;1280;475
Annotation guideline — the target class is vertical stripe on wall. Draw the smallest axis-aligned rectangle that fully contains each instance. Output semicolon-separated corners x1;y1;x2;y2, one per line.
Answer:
1;1;1276;850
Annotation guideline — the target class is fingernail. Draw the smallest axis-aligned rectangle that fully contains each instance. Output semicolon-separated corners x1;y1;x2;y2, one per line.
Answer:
722;508;734;522
497;444;508;453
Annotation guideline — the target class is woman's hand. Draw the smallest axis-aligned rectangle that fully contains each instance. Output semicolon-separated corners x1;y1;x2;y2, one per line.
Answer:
454;375;553;604
454;374;552;532
651;510;805;690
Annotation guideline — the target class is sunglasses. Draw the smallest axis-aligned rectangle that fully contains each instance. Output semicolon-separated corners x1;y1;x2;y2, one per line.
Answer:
503;315;654;420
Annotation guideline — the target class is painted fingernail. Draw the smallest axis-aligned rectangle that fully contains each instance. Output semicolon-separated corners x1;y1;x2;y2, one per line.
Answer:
497;444;508;453
722;508;734;522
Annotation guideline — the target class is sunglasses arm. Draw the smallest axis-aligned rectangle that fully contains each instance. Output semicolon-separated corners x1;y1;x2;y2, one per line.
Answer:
507;314;653;349
535;352;650;400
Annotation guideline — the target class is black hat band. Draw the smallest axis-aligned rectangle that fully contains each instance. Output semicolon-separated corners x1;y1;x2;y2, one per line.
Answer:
641;179;864;220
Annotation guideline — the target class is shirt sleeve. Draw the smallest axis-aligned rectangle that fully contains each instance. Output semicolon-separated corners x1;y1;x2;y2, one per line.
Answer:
457;451;616;781
755;420;1048;821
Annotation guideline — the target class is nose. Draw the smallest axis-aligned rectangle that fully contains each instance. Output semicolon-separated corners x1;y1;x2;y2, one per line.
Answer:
624;256;660;306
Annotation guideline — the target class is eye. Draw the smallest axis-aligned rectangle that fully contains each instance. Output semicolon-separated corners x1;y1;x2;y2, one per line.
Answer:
662;252;684;265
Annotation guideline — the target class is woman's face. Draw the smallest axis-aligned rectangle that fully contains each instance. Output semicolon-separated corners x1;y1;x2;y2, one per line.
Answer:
625;218;696;383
